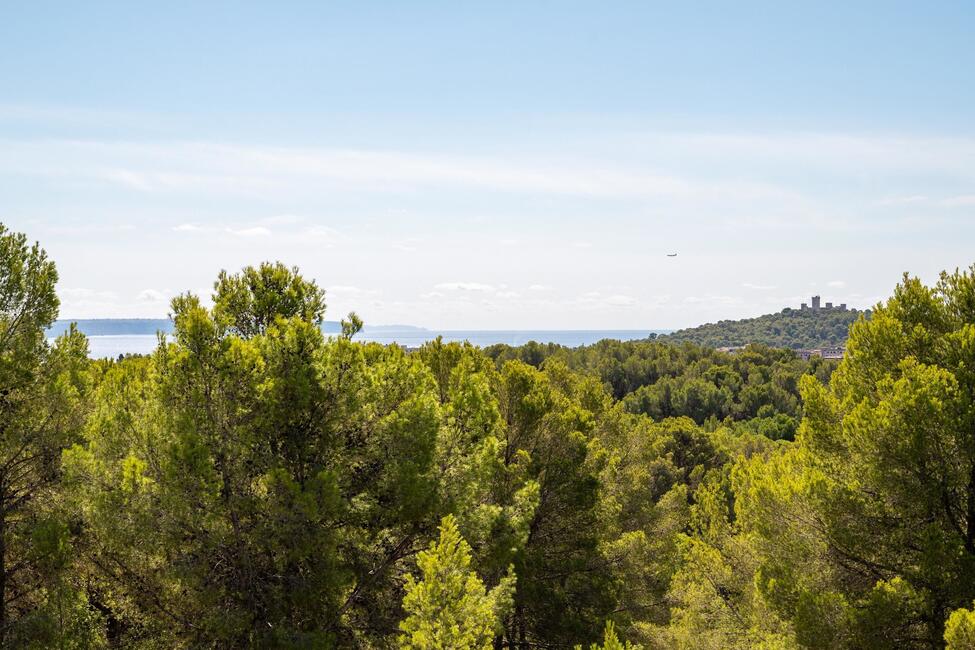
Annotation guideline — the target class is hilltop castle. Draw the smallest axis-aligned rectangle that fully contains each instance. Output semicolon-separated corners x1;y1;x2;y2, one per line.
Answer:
800;295;846;311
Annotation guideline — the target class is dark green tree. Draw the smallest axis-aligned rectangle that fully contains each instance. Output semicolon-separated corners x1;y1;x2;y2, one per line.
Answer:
66;264;442;646
0;225;98;646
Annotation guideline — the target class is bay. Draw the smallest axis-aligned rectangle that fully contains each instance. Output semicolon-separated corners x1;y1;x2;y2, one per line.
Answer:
56;329;669;359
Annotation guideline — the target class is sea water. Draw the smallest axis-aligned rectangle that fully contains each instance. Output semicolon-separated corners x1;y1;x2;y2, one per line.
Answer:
59;330;667;358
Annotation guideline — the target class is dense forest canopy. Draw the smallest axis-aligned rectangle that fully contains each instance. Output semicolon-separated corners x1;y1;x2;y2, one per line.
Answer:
659;306;867;349
484;339;835;441
1;222;974;649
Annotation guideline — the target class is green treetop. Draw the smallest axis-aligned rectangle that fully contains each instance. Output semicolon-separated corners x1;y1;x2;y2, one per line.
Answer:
946;603;975;650
578;621;642;650
0;224;98;647
212;261;326;337
399;515;514;650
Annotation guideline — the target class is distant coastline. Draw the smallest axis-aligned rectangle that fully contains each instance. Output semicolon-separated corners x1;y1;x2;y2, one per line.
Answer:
47;320;670;358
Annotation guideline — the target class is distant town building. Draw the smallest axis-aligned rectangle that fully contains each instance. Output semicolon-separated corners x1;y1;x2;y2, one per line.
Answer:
716;346;747;354
795;346;845;360
799;296;848;312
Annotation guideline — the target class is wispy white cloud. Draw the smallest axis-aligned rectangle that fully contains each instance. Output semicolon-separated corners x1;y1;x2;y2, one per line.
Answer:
0;138;802;202
172;219;341;244
227;226;271;237
328;285;379;297
57;287;169;318
34;222;136;235
392;237;423;252
0;104;175;130
302;225;340;246
325;285;382;314
61;287;119;302
827;280;847;288
876;195;928;206
260;214;305;225
101;169;155;191
683;295;740;305
876;194;975;208
567;291;666;311
137;288;168;303
941;195;975;207
604;294;637;306
434;282;496;292
627;132;975;179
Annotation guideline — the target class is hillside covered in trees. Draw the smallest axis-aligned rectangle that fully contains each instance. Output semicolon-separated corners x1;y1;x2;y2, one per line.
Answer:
659;306;867;349
1;222;975;649
484;339;836;441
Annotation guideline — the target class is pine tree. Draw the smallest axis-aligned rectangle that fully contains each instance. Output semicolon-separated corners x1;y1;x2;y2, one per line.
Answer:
0;225;98;647
399;515;514;649
946;603;975;650
578;621;642;650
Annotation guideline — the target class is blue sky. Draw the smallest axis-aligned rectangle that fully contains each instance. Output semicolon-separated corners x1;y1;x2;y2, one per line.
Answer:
2;2;974;328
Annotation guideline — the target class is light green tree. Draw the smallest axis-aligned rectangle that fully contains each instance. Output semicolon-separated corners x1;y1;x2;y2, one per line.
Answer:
399;515;514;649
694;266;975;648
578;621;642;650
340;310;363;339
946;602;975;650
